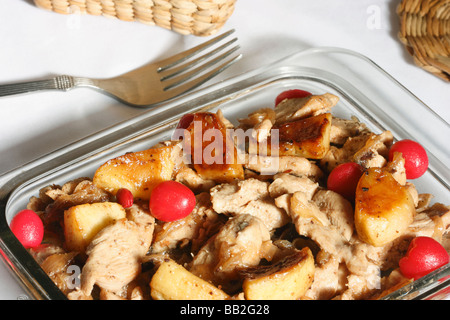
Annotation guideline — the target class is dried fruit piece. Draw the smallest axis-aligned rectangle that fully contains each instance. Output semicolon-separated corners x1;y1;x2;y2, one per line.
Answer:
116;188;134;208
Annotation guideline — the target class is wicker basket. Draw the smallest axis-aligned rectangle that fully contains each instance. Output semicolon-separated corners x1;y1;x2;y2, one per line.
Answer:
397;0;450;81
33;0;236;36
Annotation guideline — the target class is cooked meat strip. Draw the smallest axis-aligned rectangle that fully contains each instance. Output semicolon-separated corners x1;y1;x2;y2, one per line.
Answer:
320;130;393;172
80;204;155;295
281;190;383;299
210;178;269;213
245;154;323;180
275;93;339;124
152;192;223;254
40;252;78;295
329;116;368;145
42;179;111;225
238;108;276;143
312;190;354;241
210;178;289;230
304;251;341;300
353;131;393;169
175;166;216;193
190;214;276;288
268;173;319;199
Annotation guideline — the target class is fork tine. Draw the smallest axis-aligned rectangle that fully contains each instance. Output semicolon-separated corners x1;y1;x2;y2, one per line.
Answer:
162;53;242;97
162;45;240;91
156;29;236;72
159;37;238;81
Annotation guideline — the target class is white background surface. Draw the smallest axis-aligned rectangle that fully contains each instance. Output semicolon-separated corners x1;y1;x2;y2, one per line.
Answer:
0;0;448;299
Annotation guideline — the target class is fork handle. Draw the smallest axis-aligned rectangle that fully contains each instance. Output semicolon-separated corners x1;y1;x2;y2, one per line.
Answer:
0;75;75;97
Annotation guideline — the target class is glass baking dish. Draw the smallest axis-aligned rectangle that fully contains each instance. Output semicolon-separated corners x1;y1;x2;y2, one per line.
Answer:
0;47;448;300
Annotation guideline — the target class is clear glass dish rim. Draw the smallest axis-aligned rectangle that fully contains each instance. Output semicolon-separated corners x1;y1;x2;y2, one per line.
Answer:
0;46;448;300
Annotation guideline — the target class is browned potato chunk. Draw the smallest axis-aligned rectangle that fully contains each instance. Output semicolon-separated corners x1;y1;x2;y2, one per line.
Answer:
150;259;229;300
182;112;244;183
242;247;315;300
64;202;126;253
355;167;415;247
93;143;179;200
268;113;332;159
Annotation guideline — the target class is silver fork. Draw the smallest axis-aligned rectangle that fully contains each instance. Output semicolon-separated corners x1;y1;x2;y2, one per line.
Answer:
0;29;241;107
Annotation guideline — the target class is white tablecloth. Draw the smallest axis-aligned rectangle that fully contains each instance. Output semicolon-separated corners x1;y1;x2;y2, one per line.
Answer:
0;0;448;299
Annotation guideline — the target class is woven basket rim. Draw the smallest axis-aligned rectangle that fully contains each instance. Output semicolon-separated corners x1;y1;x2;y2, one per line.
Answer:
33;0;236;36
397;0;450;81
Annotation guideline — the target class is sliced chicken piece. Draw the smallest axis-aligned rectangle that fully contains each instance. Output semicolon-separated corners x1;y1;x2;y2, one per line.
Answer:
40;252;78;295
214;214;275;274
29;243;66;265
421;202;450;231
416;193;434;212
190;214;276;287
336;271;380;300
210;178;269;213
352;131;393;169
283;190;381;290
320;130;393;172
237;198;290;230
42;178;111;225
288;199;347;256
320;132;372;172
275;93;339;124
329;116;368;145
210;178;289;230
245;154;323;180
151;192;223;254
175;166;216;193
312;190;354;241
304;251;341;300
386;153;419;205
238;108;276;143
80;204;155;295
238;108;276;129
67;289;93;300
282;191;330;227
385;152;407;185
268;173;319;199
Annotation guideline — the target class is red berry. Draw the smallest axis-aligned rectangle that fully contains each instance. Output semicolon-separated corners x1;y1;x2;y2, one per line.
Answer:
10;209;44;249
149;181;196;222
327;162;364;202
389;139;428;179
275;89;312;107
399;236;449;280
116;188;134;208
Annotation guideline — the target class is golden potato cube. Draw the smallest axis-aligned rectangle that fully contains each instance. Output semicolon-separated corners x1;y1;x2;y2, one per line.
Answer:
355;167;415;247
268;113;332;159
64;202;126;253
150;259;229;300
242;247;315;300
183;112;244;183
93;144;179;200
